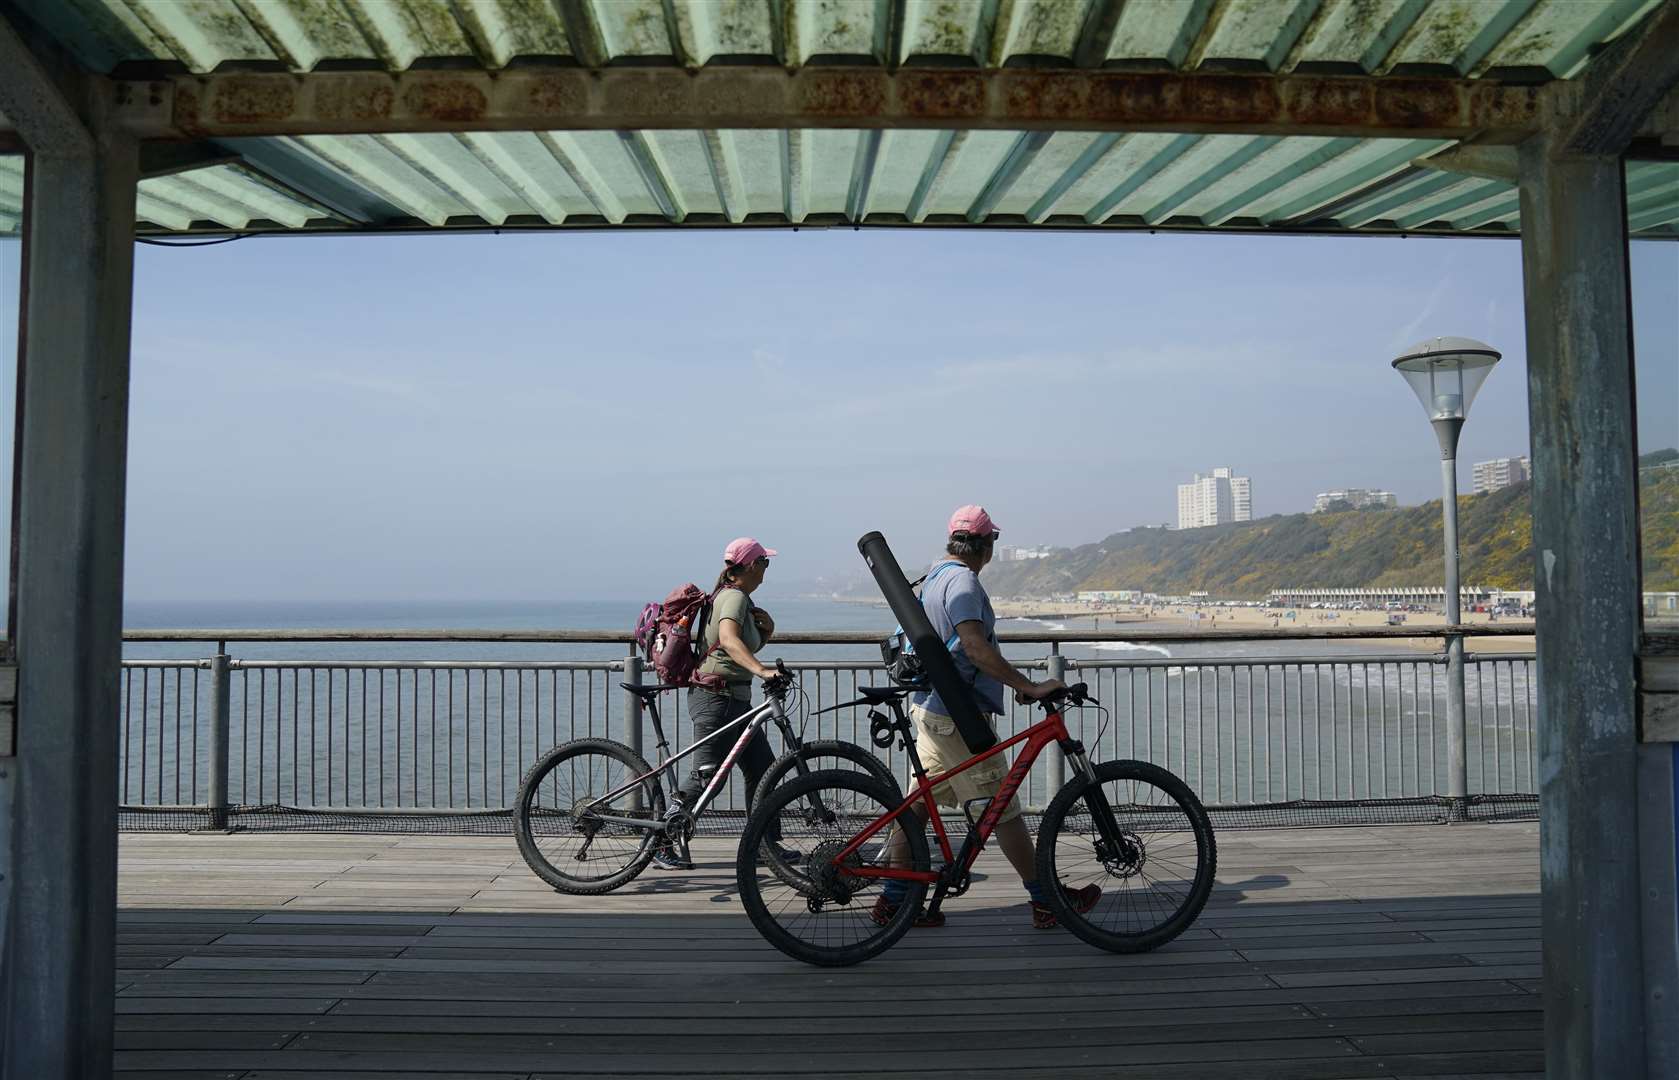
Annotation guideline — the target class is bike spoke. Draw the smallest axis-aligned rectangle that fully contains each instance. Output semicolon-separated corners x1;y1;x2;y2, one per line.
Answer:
522;749;657;885
1047;771;1209;941
741;774;926;962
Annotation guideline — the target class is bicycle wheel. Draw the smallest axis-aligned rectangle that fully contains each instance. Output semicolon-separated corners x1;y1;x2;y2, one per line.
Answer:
752;740;901;892
736;768;929;967
753;739;901;807
514;738;664;895
1036;759;1217;954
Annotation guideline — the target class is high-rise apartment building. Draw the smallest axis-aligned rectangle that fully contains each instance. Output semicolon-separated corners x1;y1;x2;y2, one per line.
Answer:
1176;467;1252;529
1472;456;1531;494
1312;488;1398;513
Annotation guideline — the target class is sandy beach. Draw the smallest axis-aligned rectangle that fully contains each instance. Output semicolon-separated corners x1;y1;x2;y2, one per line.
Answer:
995;600;1536;653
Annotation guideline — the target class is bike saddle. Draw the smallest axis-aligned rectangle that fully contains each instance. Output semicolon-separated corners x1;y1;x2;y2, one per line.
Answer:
620;682;682;701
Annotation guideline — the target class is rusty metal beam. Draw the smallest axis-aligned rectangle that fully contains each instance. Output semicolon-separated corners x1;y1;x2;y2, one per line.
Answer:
1563;0;1679;155
110;66;1561;140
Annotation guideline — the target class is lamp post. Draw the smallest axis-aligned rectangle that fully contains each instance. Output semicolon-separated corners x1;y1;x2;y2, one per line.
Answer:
1391;337;1501;820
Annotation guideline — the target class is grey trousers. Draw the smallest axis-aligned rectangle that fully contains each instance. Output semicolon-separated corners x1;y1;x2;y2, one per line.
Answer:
677;687;781;842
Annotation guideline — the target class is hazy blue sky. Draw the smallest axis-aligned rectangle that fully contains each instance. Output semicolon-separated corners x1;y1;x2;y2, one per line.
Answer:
1;220;1675;604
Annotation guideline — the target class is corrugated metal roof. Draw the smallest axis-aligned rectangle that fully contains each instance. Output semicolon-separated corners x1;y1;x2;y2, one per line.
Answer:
2;129;1675;241
2;3;1674;240
0;154;22;235
17;0;1663;79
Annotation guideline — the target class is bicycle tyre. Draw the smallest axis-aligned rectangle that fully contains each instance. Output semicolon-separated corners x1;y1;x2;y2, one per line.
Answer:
514;737;663;896
752;739;901;808
752;740;903;893
736;768;929;967
1036;759;1217;954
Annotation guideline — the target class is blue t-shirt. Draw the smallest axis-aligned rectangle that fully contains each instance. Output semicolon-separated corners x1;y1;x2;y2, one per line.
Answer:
911;560;1006;716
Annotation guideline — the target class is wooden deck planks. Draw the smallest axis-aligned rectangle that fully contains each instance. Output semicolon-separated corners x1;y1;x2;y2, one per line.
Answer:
113;823;1541;1078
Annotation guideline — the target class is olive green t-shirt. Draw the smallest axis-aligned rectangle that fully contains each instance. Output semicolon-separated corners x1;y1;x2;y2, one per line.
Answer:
697;588;762;700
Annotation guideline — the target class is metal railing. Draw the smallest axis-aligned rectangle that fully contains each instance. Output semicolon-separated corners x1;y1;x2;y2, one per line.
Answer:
117;627;1537;824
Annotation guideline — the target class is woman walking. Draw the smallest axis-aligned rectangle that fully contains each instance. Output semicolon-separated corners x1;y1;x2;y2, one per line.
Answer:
654;537;799;870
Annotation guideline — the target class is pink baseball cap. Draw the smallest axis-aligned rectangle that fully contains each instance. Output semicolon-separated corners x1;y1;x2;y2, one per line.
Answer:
947;505;1000;538
723;537;778;565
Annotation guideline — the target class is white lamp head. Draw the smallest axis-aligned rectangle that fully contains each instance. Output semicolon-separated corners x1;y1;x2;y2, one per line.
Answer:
1392;337;1502;422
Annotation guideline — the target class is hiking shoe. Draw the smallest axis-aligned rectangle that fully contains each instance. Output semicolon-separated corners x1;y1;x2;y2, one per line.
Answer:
1031;883;1102;929
869;894;946;929
649;844;693;871
762;842;804;866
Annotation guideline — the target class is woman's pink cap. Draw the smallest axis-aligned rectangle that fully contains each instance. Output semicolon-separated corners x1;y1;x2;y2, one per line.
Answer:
724;537;777;565
947;505;1000;538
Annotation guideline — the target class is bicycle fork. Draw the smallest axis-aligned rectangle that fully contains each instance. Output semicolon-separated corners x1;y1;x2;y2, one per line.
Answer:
1063;739;1136;873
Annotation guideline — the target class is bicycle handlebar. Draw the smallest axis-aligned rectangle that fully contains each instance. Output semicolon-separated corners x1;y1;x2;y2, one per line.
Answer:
1037;681;1098;711
761;658;795;695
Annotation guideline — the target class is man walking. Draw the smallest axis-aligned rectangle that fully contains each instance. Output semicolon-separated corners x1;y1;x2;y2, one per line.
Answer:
872;505;1101;929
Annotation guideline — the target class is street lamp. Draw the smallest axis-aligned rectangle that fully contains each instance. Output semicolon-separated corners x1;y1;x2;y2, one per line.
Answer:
1392;336;1501;818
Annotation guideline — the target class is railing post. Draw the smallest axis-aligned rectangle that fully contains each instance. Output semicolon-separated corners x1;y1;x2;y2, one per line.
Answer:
1045;647;1066;797
1443;629;1468;821
205;648;232;830
622;651;644;812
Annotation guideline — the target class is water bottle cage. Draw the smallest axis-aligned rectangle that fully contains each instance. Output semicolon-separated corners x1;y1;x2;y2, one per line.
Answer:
962;798;989;828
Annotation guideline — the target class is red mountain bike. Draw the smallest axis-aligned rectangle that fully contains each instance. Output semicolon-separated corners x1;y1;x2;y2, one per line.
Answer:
735;681;1217;966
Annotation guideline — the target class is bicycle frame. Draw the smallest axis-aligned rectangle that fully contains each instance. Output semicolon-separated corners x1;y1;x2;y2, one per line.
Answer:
580;692;791;833
833;706;1098;886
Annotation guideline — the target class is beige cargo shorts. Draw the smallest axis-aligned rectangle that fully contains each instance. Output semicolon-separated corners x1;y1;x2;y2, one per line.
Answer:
909;703;1021;824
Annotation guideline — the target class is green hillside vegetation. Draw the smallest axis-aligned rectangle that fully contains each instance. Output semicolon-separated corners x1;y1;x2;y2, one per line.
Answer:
983;463;1679;599
1643;464;1679;590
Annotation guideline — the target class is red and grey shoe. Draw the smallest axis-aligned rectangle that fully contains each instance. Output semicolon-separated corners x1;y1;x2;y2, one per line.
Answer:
1031;883;1102;929
869;894;946;929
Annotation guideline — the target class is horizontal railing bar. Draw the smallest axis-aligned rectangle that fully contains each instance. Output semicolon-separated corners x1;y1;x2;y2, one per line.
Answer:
226;660;627;671
121;625;1534;645
122;804;513;817
120;659;214;669
113;654;1543;672
1069;653;1452;669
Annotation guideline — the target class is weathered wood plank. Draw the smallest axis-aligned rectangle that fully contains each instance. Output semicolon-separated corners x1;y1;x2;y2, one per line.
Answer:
110;823;1541;1078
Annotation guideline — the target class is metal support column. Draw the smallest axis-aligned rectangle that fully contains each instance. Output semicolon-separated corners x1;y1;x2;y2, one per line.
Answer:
205;651;232;830
1516;140;1646;1080
0;16;139;1076
1432;419;1469;819
1044;648;1066;797
1;154;139;1076
622;652;644;812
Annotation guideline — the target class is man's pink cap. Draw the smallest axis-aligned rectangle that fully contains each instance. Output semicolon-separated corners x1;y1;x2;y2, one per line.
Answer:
947;505;1000;538
724;537;778;565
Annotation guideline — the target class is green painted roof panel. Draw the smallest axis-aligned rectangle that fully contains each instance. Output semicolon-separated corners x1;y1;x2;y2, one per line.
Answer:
2;2;1675;240
16;0;1658;75
2;126;1673;239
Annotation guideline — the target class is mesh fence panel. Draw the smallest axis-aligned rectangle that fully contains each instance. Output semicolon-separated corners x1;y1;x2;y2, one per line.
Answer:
119;792;1535;835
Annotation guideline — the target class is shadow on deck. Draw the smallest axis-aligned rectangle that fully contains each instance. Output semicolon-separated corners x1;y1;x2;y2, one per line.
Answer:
115;825;1541;1079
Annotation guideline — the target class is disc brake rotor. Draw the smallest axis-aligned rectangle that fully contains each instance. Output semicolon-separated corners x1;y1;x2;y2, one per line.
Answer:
1096;831;1146;879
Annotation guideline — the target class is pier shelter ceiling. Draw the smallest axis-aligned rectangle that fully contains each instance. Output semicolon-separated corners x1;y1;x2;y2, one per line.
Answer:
1;0;1675;240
